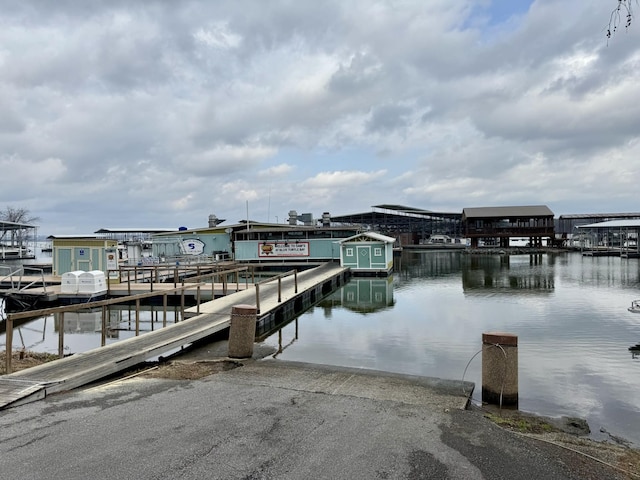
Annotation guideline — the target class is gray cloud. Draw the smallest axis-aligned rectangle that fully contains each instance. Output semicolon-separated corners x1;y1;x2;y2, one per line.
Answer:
1;0;639;233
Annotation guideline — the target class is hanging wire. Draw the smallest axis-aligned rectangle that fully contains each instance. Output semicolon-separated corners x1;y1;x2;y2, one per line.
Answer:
461;342;509;410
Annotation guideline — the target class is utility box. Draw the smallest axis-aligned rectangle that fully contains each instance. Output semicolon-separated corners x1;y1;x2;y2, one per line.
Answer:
78;270;107;294
60;271;84;294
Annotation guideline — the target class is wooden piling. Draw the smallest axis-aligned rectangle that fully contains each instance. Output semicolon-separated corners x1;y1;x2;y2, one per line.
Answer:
482;332;518;407
228;304;257;358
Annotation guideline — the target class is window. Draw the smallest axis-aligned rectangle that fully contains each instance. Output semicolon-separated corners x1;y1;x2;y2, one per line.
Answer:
346;248;354;256
374;248;382;256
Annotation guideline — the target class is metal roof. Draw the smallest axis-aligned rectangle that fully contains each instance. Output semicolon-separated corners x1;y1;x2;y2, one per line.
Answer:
373;204;435;214
47;234;100;239
331;207;461;224
558;213;640;220
578;219;640;229
338;232;397;244
462;205;554;218
94;228;178;234
0;220;38;230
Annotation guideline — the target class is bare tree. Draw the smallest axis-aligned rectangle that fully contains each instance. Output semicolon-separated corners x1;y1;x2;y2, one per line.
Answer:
0;206;40;247
608;0;636;39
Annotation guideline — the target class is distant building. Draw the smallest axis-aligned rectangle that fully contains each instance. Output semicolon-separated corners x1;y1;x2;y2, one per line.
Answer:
48;235;118;276
462;206;554;248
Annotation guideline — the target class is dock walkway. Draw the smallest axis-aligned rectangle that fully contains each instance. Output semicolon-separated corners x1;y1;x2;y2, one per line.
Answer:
0;263;348;408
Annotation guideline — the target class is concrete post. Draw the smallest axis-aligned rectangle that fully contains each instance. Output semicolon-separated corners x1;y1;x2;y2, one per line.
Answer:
228;304;257;358
482;332;518;407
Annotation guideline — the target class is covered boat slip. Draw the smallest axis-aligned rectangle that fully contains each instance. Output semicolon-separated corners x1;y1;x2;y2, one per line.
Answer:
576;219;640;257
0;263;348;409
0;219;37;260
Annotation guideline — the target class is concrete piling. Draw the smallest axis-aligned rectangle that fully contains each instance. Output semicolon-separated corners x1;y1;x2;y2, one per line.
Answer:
228;304;257;358
482;332;518;407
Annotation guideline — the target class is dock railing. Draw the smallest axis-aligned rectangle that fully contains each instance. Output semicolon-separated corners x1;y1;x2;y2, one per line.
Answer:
254;270;298;314
0;266;48;293
108;265;252;298
4;282;210;374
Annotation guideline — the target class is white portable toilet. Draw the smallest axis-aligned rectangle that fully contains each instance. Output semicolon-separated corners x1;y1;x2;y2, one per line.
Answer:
60;271;84;294
78;270;107;294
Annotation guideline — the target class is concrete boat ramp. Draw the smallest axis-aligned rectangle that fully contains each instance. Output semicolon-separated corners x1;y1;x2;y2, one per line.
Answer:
0;263;349;409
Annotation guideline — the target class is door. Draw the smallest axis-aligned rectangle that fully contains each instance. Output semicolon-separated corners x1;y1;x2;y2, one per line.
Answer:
357;246;371;269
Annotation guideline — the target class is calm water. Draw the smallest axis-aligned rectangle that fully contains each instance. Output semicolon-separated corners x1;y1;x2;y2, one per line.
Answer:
262;251;640;446
2;250;639;445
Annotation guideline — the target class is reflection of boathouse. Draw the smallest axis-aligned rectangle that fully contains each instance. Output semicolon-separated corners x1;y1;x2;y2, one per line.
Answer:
340;277;395;314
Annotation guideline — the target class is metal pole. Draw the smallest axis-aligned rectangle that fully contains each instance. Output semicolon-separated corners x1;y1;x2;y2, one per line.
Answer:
278;277;282;302
294;270;298;293
127;270;132;295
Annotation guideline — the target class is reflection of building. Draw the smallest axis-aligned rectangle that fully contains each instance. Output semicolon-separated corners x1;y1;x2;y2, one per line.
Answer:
340;277;395;314
55;309;120;336
461;255;554;294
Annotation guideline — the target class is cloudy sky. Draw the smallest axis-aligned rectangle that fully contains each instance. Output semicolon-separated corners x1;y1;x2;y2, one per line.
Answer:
1;0;639;234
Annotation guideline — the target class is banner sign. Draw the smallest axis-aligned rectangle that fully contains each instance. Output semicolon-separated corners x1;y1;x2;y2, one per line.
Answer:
258;242;309;257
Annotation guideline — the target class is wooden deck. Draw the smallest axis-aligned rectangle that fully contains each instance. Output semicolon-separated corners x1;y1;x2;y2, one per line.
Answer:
0;263;349;409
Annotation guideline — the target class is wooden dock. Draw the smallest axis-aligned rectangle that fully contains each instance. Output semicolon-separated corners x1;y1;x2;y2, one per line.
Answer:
0;263;349;409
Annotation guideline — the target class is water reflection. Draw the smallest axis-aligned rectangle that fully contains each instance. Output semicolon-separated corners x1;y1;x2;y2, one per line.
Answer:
317;277;395;315
1;305;183;354
263;251;640;447
461;255;554;294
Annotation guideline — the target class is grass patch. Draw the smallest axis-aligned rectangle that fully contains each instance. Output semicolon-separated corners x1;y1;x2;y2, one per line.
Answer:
0;350;59;375
484;412;558;434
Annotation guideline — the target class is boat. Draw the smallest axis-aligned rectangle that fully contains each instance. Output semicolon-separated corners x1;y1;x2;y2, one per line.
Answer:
628;300;640;313
0;244;30;259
